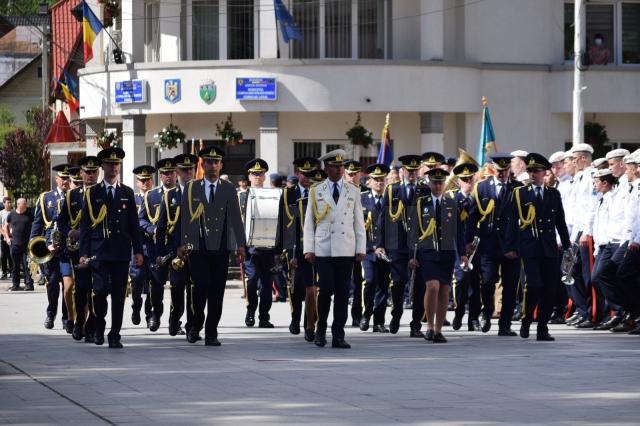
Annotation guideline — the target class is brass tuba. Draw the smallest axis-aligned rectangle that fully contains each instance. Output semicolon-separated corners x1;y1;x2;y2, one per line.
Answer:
28;224;61;264
443;148;479;193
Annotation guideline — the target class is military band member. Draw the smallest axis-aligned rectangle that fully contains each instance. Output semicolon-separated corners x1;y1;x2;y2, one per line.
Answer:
344;160;368;192
419;152;445;179
242;158;276;328
139;158;177;332
409;168;467;343
275;157;320;340
505;153;570;341
303;149;366;348
376;154;427;336
31;163;71;330
155;154;198;337
344;160;365;326
360;164;391;333
130;166;155;327
79;148;144;348
68;167;83;190
180;147;245;346
449;162;482;332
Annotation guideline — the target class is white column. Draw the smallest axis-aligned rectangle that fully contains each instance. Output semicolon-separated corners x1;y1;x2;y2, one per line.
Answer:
160;1;181;62
420;0;444;60
219;0;228;60
121;116;146;188
420;112;444;153
259;112;279;186
121;0;145;63
259;0;278;58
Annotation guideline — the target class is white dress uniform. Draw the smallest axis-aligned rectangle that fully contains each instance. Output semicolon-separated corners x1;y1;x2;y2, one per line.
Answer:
571;166;598;241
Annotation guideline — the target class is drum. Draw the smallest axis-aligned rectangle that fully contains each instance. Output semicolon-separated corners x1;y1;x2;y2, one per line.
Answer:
245;187;282;248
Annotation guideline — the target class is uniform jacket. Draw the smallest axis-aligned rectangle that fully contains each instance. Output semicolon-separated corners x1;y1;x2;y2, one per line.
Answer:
179;178;246;252
79;181;143;262
30;189;64;240
361;190;384;261
303;179;366;257
56;186;85;262
412;192;465;259
139;186;167;258
156;185;183;258
377;181;429;252
275;184;304;259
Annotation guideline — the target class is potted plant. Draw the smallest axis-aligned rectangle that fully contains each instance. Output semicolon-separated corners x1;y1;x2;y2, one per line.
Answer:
97;129;122;150
215;114;243;146
154;123;186;152
346;112;373;148
102;0;120;28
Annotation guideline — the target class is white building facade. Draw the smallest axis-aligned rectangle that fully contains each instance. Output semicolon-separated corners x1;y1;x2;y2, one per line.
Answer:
79;0;640;186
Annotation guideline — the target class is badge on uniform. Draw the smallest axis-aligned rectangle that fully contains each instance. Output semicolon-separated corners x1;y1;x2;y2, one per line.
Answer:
171;198;177;206
47;200;53;208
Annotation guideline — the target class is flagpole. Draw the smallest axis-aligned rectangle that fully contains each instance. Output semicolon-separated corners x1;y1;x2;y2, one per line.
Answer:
572;0;586;147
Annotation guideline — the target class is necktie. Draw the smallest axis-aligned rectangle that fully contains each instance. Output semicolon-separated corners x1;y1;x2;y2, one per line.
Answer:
435;198;441;217
496;182;502;198
407;184;415;202
209;183;215;204
107;186;114;203
302;189;308;199
333;183;340;204
375;196;381;210
535;186;542;201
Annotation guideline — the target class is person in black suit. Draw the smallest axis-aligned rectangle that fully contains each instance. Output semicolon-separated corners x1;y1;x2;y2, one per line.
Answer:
505;153;570;341
180;146;246;346
344;160;366;326
79;148;144;349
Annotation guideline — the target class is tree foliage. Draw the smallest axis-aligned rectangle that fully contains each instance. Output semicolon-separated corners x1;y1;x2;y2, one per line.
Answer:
0;0;58;16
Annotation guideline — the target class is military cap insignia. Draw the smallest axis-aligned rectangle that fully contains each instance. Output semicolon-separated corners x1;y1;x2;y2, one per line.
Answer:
184;157;191;165
463;167;470;175
88;160;94;167
374;167;381;175
429;156;435;163
348;163;356;171
411;159;417;167
336;154;343;162
529;158;535;165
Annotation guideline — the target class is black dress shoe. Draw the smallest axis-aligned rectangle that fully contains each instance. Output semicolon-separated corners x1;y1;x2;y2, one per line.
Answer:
443;319;451;327
108;336;123;348
373;324;389;333
44;317;54;330
567;315;585;326
351;318;360;327
452;315;462;331
131;311;141;325
628;324;640;335
149;316;160;332
520;323;530;339
410;329;425;338
536;332;555;341
331;339;351;348
168;323;181;336
186;331;200;343
611;320;634;333
205;337;221;346
72;324;84;341
433;332;447;343
359;316;370;331
94;334;105;345
9;285;21;291
304;329;315;342
424;329;434;341
389;318;400;334
245;311;255;327
314;333;327;347
65;320;74;334
468;320;481;332
258;320;274;328
575;319;595;329
549;316;566;325
289;323;300;335
24;285;34;291
595;315;623;330
481;317;491;333
84;332;95;343
498;328;517;336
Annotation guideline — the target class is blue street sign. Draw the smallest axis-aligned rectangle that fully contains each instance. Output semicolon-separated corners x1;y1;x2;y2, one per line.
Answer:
236;77;277;101
115;80;146;104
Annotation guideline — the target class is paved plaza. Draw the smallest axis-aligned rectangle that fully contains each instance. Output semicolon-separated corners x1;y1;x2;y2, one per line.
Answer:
0;280;639;425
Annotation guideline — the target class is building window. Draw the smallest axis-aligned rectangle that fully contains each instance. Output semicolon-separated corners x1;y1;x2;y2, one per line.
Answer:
228;0;254;59
291;0;319;59
622;3;640;64
564;3;614;64
358;0;384;59
294;141;322;159
193;0;220;60
325;0;352;58
145;1;160;62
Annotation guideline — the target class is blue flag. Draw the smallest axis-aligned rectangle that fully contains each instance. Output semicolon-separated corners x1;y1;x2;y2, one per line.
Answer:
377;114;393;166
274;0;302;43
476;98;497;166
63;70;79;99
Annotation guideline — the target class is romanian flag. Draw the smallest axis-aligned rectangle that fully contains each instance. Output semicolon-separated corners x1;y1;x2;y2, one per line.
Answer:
57;80;79;113
63;70;79;99
191;139;205;180
82;1;103;62
376;113;393;166
476;96;498;167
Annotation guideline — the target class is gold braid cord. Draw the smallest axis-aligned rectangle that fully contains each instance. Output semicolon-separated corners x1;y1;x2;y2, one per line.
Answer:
85;187;107;229
187;181;204;223
472;183;495;229
298;198;305;231
311;185;330;225
387;184;404;223
514;187;535;230
283;187;294;228
144;191;162;225
163;190;180;235
38;192;53;229
66;190;81;229
416;197;436;242
364;211;373;231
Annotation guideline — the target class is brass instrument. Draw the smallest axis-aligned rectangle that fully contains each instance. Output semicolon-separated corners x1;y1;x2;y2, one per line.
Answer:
376;250;391;263
461;236;480;272
443;148;479;193
561;232;583;286
27;224;61;265
74;255;96;269
171;243;193;270
151;251;174;271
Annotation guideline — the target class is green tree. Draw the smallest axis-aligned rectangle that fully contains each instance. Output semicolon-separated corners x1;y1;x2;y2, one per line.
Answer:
0;105;16;148
0;0;58;15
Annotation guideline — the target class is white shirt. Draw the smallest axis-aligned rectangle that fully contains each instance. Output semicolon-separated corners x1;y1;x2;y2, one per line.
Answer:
571;167;598;240
593;191;612;252
533;185;544;200
606;179;629;243
623;177;640;244
492;177;505;198
204;178;219;203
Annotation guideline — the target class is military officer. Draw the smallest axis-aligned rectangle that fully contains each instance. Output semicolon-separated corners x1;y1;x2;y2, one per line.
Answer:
303;149;366;348
419;152;445;179
242;158;277;328
139;158;177;332
68;167;83;189
130;165;155;327
360;164;391;333
344;160;367;192
155;153;198;337
79;147;144;348
505;153;570;341
275;157;319;340
57;157;100;342
180;146;245;346
31;163;71;331
510;150;530;182
375;154;428;336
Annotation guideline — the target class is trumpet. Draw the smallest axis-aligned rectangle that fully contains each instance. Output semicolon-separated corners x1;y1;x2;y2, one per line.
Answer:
561;232;583;286
461;236;480;272
171;243;193;270
151;252;174;271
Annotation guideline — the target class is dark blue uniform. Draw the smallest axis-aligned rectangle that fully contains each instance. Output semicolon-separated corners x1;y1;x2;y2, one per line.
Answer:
505;184;570;338
129;192;152;326
79;181;143;344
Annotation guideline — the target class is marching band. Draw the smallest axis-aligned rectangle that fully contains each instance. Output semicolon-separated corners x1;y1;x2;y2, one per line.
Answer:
23;143;640;348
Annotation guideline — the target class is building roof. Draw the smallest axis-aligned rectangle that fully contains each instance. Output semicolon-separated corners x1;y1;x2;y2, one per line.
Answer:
51;0;82;92
0;53;41;91
2;15;50;27
45;110;77;144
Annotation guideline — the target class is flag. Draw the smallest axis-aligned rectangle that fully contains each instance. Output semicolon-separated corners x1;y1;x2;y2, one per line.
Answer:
82;1;103;62
274;0;302;43
476;96;497;166
63;70;79;99
192;139;204;180
57;80;79;113
376;113;393;166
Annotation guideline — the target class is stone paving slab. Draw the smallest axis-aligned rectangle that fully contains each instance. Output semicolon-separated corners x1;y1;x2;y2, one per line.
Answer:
1;280;639;425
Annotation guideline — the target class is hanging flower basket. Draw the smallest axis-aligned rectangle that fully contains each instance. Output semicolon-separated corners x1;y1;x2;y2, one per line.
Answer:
154;123;186;152
215;114;243;146
346;113;373;149
97;129;122;150
102;0;120;28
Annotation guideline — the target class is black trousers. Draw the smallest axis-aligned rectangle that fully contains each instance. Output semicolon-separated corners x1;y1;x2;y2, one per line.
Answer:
614;242;640;314
91;260;130;338
522;256;558;334
44;258;67;322
552;248;569;315
149;265;168;319
190;251;229;338
362;257;391;325
10;244;32;287
569;245;593;318
591;243;625;319
169;265;193;331
129;259;152;321
316;257;353;340
244;249;274;321
73;260;95;335
350;261;363;322
479;254;521;329
388;251;411;324
288;256;314;327
453;259;481;323
1;237;11;274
